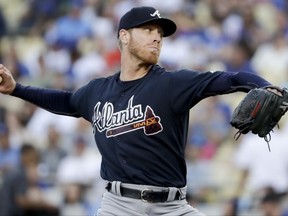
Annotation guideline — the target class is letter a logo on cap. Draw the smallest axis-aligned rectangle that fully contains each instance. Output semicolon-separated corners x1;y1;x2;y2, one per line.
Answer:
150;10;161;18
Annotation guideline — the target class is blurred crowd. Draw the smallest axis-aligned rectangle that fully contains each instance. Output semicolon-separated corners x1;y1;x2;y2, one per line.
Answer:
1;0;288;215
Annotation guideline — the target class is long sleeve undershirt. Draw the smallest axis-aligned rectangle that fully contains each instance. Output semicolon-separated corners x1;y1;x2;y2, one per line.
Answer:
11;83;79;117
205;71;271;95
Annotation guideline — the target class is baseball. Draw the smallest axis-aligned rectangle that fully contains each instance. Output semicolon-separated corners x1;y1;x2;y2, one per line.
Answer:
0;76;3;84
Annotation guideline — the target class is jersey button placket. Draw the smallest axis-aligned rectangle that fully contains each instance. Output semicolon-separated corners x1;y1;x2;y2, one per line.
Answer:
117;92;125;107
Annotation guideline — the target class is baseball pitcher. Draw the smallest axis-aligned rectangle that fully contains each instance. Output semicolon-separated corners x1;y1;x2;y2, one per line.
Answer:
0;6;287;216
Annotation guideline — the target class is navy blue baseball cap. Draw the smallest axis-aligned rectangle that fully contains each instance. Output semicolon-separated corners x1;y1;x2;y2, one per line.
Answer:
118;6;177;37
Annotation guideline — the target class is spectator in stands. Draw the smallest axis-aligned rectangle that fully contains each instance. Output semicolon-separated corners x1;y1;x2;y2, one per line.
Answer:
233;128;288;212
224;40;257;74
260;187;288;216
0;7;7;37
18;0;60;35
56;134;100;186
251;31;288;86
44;1;92;51
1;44;30;81
40;125;67;186
0;143;59;216
60;183;89;216
0;122;20;178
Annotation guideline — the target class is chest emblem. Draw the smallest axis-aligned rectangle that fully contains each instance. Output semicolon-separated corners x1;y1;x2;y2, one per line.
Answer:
92;96;163;137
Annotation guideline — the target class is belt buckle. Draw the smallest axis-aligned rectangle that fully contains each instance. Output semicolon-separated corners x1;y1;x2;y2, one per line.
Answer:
140;189;153;203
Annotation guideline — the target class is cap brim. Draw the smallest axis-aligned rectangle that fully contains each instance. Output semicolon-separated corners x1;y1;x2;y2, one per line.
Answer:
131;18;177;37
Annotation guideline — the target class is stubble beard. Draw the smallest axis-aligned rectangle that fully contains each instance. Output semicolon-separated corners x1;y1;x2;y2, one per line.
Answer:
128;38;159;66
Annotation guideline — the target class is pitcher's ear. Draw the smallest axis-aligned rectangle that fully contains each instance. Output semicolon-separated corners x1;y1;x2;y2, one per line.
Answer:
119;29;129;44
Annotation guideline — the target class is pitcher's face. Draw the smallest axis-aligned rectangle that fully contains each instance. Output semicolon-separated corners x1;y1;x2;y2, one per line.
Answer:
127;23;163;65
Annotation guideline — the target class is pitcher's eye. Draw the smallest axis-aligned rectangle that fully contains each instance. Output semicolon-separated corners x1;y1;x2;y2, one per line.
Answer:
144;27;152;33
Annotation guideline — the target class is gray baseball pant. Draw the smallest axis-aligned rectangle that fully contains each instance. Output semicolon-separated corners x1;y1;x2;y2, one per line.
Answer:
96;181;206;216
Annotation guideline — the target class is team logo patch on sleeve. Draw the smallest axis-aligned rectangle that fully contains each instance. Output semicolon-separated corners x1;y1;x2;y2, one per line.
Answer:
92;96;163;137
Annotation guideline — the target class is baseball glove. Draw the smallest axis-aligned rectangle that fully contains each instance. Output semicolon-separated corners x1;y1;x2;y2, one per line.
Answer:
230;86;288;150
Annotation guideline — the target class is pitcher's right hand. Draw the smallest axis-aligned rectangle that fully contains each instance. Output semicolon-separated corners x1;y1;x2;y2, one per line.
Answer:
0;64;17;95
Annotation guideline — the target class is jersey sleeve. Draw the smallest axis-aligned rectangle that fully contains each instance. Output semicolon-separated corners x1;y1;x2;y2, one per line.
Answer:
169;70;271;113
204;71;271;95
70;77;111;121
169;70;222;113
11;83;80;117
70;82;93;121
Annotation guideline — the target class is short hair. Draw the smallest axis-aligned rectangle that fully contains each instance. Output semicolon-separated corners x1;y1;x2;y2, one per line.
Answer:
20;143;36;155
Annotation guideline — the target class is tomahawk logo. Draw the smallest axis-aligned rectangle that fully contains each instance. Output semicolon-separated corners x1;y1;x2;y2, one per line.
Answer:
92;96;163;137
150;10;161;18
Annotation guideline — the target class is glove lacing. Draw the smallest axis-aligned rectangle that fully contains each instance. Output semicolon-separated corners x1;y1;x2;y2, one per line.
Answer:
264;134;271;152
233;120;253;140
233;120;272;152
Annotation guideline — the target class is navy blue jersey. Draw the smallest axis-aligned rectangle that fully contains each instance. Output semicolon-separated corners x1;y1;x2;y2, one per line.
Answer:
11;64;271;187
